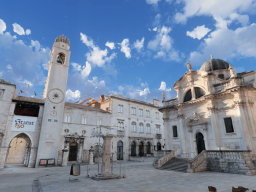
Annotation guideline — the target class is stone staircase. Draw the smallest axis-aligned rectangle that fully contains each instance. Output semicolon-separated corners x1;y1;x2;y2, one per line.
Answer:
158;157;191;172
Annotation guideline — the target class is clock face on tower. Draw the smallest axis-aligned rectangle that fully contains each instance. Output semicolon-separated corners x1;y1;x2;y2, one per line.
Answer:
48;89;64;104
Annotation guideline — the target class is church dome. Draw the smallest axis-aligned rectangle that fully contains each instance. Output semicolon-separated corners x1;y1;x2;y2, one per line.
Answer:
55;35;70;46
200;58;230;72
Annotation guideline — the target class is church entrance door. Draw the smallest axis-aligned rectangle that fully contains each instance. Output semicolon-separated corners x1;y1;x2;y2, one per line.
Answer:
69;142;77;161
196;132;206;154
117;141;123;160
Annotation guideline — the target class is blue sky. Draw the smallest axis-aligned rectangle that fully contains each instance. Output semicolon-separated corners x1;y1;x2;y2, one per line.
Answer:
1;0;256;104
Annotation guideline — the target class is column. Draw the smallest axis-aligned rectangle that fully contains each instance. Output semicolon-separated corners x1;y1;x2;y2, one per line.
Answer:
0;133;4;147
202;124;209;150
235;101;253;150
136;141;139;157
102;135;113;175
191;86;196;100
178;114;188;157
144;142;147;157
28;147;38;168
77;140;83;163
208;103;221;149
188;126;195;158
61;149;69;167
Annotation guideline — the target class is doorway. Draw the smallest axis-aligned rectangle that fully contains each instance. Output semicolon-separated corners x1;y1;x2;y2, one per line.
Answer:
131;141;136;156
69;142;77;161
147;142;151;154
117;140;123;160
139;142;144;157
6;133;31;167
196;132;206;154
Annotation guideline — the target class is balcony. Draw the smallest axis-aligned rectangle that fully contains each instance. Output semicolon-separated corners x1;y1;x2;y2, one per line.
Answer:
155;134;162;139
117;130;125;137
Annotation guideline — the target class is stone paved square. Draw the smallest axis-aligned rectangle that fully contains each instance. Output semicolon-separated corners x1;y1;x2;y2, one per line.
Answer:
1;162;256;192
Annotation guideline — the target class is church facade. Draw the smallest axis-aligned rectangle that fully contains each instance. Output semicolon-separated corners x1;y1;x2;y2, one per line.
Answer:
0;35;164;168
160;58;256;159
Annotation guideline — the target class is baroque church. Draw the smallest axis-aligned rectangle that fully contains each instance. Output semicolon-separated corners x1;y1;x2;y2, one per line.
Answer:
160;57;256;160
0;35;164;168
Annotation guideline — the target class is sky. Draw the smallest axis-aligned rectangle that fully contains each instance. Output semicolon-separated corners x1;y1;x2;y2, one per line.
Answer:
1;0;256;105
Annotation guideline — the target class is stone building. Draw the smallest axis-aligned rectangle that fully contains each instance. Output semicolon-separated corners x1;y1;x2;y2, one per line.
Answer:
100;94;165;161
0;35;165;168
160;58;256;159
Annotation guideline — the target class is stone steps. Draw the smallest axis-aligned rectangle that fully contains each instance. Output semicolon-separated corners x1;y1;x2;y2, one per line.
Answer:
158;157;190;173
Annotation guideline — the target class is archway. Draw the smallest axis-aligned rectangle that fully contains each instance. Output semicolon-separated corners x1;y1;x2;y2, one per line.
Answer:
131;141;136;156
6;133;31;167
157;142;161;151
147;142;151;154
117;141;123;160
196;132;206;154
69;142;77;161
139;142;144;157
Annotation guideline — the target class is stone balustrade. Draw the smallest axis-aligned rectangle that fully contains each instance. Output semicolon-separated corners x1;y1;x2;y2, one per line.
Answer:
157;150;176;169
188;150;256;175
164;99;178;107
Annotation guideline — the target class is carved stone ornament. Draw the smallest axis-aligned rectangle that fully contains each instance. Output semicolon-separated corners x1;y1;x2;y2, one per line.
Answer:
207;104;235;112
185;111;206;125
162;92;166;102
186;60;192;71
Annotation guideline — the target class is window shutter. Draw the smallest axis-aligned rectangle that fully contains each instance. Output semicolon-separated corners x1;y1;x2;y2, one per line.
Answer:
224;117;234;133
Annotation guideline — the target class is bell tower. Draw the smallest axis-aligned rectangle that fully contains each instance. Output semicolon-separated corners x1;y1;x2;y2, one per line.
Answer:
36;35;71;167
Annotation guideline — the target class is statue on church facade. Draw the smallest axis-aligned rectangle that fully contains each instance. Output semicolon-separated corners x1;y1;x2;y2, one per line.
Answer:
229;65;237;78
186;60;192;71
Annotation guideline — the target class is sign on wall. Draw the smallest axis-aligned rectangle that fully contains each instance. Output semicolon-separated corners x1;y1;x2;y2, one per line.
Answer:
11;115;37;132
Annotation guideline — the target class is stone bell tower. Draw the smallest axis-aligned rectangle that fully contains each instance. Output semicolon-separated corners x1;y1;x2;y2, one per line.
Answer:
36;35;71;167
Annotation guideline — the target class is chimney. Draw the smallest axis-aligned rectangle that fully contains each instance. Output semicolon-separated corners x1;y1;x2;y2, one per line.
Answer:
153;99;159;106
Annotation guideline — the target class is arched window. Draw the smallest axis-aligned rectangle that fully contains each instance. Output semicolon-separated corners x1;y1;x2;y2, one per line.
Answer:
147;142;151;154
132;122;136;132
57;52;65;64
195;87;205;99
157;142;161;151
146;124;151;133
139;123;144;132
184;89;192;102
131;141;136;156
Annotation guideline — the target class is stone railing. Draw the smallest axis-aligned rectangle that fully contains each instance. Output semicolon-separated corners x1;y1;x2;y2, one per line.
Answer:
157;150;176;169
154;150;172;157
188;150;256;175
214;82;232;93
164;99;178;107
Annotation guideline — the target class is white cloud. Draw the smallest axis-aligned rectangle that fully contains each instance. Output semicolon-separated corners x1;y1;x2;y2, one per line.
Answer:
80;33;117;67
189;21;256;65
0;19;6;34
0;32;51;89
120;38;131;58
153;27;157;31
13;23;25;35
148;28;152;31
133;37;145;52
186;25;211;40
66;89;81;102
148;26;180;61
31;40;41;52
105;41;115;50
158;81;171;91
175;0;256;24
153;14;162;26
7;64;12;70
25;29;31;35
118;86;124;92
146;0;161;5
139;88;150;96
71;62;91;79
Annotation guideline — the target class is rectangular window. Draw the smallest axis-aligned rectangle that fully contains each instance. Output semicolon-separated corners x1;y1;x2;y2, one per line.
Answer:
82;117;87;124
97;119;102;125
224;117;234;133
156;125;160;133
131;107;136;115
173;126;178;137
54;119;58;122
64;115;70;123
147;124;151;133
118;121;124;130
156;112;159;119
139;109;143;116
146;110;150;118
118;105;123;113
